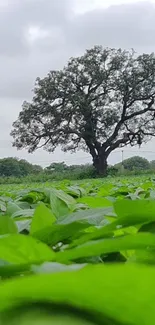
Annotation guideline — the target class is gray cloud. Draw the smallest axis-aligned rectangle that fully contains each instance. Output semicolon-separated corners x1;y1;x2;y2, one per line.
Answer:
65;1;155;51
0;2;152;95
0;1;155;100
0;0;72;56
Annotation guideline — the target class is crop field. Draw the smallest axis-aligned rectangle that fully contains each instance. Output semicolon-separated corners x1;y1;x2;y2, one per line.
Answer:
0;175;155;324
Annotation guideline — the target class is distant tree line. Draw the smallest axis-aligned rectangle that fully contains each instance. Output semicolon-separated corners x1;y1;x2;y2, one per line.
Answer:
45;157;155;174
0;158;96;179
0;156;154;180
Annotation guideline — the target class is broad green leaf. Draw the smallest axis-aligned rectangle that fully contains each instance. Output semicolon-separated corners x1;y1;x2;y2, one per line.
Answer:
77;196;112;208
44;189;70;218
30;203;56;235
70;203;155;247
141;182;153;190
0;234;55;264
127;249;155;265
48;189;63;218
97;187;109;197
0;201;6;212
73;203;89;212
57;232;155;262
114;199;155;219
1;264;155;324
15;201;31;209
12;209;34;219
56;189;76;208
66;186;86;198
59;207;115;226
6;202;21;216
23;191;45;203
0;215;17;235
0;196;12;203
32;222;89;246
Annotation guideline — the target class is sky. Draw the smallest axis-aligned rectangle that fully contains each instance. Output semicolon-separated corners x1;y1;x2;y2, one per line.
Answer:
2;0;155;166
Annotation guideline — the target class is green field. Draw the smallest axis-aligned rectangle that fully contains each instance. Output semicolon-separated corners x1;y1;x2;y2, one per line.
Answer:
0;175;155;324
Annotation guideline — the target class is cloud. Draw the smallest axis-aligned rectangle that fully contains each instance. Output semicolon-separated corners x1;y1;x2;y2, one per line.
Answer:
0;0;71;56
0;0;74;98
0;0;154;98
0;1;154;100
65;1;155;52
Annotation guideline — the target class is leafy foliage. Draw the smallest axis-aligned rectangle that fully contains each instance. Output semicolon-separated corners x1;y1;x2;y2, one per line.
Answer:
0;176;155;323
0;157;42;177
150;160;155;170
115;155;150;171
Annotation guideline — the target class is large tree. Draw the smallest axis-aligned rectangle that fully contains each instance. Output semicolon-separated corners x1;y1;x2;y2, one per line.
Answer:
11;46;155;175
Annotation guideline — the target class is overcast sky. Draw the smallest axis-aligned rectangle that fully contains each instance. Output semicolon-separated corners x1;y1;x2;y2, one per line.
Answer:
2;0;155;166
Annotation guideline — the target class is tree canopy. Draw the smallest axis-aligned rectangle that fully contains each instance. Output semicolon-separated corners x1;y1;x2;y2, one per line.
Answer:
11;46;155;175
0;158;42;177
150;160;155;170
45;162;67;173
115;156;150;172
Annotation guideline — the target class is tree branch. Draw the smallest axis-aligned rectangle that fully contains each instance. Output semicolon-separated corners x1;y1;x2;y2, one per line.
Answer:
106;138;128;155
103;97;155;150
125;97;155;120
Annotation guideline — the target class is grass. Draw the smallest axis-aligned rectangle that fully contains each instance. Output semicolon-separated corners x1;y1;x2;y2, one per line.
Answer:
0;174;155;324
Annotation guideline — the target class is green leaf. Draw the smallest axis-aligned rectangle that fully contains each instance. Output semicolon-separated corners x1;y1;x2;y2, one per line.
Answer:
20;191;45;204
1;264;155;325
127;249;155;265
32;222;89;246
59;207;115;226
114;199;155;219
70;201;155;247
0;201;6;212
56;189;76;208
30;203;56;235
97;187;109;197
48;189;64;218
0;215;17;235
12;209;34;219
44;189;70;218
15;201;31;209
67;186;86;198
77;196;112;208
56;232;155;262
0;234;55;264
6;202;21;216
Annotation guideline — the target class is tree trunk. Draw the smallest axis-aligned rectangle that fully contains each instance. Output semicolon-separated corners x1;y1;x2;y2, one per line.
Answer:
93;152;108;176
